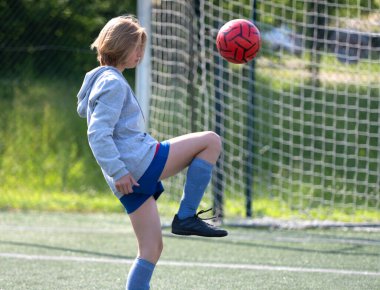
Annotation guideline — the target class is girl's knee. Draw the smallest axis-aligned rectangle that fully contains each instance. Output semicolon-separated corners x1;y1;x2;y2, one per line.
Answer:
204;131;222;154
139;239;163;264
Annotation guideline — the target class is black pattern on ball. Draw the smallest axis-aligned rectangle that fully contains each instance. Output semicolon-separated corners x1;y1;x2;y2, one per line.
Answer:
216;19;261;64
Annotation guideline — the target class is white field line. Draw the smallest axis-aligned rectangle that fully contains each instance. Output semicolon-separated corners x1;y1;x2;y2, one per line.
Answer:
1;253;379;277
0;225;132;234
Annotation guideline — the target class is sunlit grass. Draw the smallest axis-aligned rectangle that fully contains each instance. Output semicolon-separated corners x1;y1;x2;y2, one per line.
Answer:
0;188;122;213
2;187;378;223
257;52;380;90
0;74;379;223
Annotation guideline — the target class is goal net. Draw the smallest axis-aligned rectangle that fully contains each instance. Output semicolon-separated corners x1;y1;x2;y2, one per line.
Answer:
141;0;380;223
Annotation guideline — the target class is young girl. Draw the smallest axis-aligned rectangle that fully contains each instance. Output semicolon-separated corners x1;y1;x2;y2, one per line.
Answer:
77;15;227;289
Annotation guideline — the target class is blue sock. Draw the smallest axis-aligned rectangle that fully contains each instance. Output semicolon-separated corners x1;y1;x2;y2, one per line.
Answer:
177;158;213;220
126;257;155;290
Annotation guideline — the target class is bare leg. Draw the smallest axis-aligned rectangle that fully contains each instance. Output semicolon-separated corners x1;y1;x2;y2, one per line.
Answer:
128;197;163;264
159;131;221;180
126;197;162;289
160;131;228;237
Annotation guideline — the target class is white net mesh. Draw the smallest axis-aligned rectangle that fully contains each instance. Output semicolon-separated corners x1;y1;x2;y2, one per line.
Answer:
148;0;380;222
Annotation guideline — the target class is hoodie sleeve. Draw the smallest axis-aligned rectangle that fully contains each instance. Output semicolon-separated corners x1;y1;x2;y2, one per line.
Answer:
87;76;129;182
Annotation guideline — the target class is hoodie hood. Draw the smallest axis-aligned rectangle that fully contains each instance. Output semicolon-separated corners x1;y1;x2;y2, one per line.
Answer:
77;66;118;118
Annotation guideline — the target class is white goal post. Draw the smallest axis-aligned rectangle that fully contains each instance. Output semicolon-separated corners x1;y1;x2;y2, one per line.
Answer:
138;0;380;224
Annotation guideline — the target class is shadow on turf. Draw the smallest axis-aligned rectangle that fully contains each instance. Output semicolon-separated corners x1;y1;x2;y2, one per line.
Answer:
0;240;134;260
162;232;380;258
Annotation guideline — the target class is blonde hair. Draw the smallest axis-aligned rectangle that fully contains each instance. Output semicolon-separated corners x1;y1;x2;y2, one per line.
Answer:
91;15;147;67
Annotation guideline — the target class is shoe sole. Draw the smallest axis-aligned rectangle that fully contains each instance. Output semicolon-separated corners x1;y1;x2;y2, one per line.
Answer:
171;229;228;237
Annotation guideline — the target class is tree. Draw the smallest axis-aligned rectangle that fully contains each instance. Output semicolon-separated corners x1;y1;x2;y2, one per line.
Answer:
0;0;137;78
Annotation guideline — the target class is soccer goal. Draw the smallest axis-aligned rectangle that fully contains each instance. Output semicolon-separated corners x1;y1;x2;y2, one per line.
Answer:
137;0;380;224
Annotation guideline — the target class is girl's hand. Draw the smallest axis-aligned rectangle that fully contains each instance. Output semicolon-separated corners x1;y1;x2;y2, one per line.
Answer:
115;174;139;194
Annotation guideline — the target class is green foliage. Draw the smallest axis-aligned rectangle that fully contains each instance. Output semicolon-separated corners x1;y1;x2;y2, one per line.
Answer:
0;0;137;78
0;78;108;194
258;0;379;26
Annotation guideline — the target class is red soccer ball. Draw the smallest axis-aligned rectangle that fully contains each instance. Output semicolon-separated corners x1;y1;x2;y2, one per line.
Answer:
216;19;261;64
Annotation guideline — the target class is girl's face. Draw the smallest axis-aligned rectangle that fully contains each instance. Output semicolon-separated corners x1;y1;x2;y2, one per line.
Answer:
120;44;144;71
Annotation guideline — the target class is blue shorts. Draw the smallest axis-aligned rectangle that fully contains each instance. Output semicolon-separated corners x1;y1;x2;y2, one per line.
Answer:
119;141;170;214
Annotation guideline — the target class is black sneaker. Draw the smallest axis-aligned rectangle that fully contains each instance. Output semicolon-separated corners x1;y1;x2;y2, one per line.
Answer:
171;209;228;237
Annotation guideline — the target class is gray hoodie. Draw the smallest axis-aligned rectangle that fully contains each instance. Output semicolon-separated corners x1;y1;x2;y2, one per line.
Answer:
77;66;157;198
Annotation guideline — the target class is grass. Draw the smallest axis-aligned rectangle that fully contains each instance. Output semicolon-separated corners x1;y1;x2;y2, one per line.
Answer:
258;52;380;86
0;188;121;213
2;186;379;223
0;59;379;223
1;211;379;290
